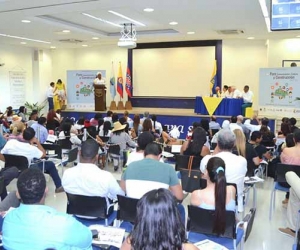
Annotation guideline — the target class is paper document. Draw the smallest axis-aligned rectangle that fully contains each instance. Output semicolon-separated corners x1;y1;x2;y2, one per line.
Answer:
89;225;125;248
194;239;229;250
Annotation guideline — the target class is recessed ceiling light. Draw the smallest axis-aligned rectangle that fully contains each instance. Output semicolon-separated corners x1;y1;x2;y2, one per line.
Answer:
82;44;88;47
92;37;99;40
144;8;154;12
247;37;255;39
50;46;56;49
20;42;26;44
169;21;178;25
82;13;122;27
21;20;31;23
0;33;51;44
108;10;146;26
62;30;70;33
187;31;195;35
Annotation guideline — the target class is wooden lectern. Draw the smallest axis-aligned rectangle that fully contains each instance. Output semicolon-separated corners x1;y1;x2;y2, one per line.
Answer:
94;84;106;111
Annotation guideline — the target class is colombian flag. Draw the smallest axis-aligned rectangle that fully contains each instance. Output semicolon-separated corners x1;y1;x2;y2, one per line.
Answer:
117;63;124;98
210;60;217;96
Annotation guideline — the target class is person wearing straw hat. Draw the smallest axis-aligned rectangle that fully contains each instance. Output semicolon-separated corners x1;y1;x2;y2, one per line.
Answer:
110;121;137;171
11;115;22;124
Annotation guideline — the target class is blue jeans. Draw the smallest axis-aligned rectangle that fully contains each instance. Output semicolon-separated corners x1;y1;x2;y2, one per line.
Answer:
241;102;252;116
48;97;54;111
35;161;62;188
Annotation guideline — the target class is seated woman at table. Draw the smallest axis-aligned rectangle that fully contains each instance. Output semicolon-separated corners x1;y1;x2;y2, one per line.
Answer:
160;125;181;145
142;118;159;138
180;127;210;157
131;114;143;138
58;120;81;147
121;189;197;250
190;157;236;234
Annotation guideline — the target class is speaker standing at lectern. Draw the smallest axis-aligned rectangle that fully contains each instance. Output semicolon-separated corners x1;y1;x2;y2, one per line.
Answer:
93;72;107;111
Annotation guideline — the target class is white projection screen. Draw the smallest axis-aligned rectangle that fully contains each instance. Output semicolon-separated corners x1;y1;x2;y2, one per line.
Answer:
133;47;215;97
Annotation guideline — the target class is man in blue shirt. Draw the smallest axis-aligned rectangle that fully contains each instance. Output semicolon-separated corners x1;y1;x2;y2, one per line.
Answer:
31;117;48;143
2;168;92;250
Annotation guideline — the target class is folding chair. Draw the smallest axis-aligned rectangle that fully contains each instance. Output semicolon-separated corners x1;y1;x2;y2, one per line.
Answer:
116;195;139;232
106;144;122;171
3;154;29;172
42;143;68;174
65;147;78;167
243;208;256;242
58;138;72;151
66;193;116;227
269;163;300;220
187;205;244;250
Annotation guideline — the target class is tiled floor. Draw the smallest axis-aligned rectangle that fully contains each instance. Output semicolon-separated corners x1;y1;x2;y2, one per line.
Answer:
5;162;295;250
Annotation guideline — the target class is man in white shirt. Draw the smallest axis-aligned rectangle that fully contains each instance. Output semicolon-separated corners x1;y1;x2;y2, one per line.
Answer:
221;85;231;98
229;116;243;132
200;129;247;212
241;85;254;116
231;86;241;98
209;116;221;130
62;140;124;202
244;117;270;135
46;82;55;111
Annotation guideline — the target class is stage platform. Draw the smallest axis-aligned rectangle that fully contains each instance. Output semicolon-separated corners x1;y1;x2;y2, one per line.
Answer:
62;107;277;139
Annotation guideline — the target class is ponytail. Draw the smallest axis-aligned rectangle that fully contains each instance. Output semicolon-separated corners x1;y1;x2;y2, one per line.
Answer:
12;127;18;136
213;166;227;235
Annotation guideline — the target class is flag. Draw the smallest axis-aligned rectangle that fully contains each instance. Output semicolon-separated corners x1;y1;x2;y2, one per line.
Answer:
110;62;116;100
117;62;124;98
210;60;217;96
126;56;132;98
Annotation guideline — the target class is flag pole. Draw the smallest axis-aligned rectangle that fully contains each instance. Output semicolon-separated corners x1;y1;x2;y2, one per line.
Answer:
109;60;117;110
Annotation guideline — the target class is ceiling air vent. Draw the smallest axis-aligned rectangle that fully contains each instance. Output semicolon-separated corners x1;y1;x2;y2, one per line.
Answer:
216;30;244;35
58;39;83;44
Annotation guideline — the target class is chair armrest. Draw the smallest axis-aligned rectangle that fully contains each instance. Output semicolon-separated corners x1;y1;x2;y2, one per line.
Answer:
236;221;245;235
106;200;118;215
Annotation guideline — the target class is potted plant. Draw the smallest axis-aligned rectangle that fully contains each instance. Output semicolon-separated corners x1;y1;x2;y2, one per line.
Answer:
24;100;47;116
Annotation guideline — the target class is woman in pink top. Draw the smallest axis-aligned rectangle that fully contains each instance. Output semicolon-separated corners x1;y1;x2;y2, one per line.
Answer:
280;130;300;204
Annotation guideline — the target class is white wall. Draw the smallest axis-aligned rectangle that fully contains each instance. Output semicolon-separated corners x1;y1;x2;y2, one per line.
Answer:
222;39;268;109
0;44;33;111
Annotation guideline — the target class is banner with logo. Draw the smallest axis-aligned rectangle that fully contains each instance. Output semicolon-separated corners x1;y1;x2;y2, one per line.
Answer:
259;68;300;117
67;70;106;109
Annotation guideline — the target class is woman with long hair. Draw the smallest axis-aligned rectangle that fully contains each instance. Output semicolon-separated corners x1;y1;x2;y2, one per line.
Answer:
46;109;60;131
259;124;275;147
121;189;197;250
191;157;236;236
233;129;259;176
180;127;210;157
151;114;162;135
58;120;81;146
131;114;142;138
17;106;26;122
99;121;112;137
142;118;159;138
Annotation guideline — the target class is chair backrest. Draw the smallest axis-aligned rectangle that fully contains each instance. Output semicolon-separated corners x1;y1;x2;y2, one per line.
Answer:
66;193;108;218
58;138;72;150
243;208;256;242
3;154;29;172
117;195;139;223
211;129;219;136
187;205;236;239
67;147;78;163
175;154;203;171
0;176;5;196
275;163;300;183
41;143;62;159
108;144;121;155
227;183;238;206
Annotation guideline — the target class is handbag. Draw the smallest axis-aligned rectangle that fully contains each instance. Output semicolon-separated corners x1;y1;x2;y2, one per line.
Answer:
180;156;206;193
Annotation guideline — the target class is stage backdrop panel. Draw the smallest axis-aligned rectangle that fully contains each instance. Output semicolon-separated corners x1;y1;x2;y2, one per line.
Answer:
133;47;215;97
259;67;300;117
67;70;106;109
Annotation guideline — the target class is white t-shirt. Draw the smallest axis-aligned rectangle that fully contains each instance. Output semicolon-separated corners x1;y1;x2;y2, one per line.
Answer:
152;121;163;135
1;139;43;163
233;89;241;98
126;151;164;166
46;86;54;98
58;131;81;145
200;151;247;212
93;78;106;86
99;129;112;137
62;163;124;200
229;123;243;132
242;91;253;103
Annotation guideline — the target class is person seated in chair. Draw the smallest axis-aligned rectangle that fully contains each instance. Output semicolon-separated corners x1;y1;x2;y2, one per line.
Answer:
191;157;236;234
121;189;197;250
2;168;92;249
1;128;64;193
62;140;124;207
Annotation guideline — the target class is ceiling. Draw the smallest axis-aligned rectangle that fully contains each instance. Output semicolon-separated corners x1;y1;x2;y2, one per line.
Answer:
0;0;299;49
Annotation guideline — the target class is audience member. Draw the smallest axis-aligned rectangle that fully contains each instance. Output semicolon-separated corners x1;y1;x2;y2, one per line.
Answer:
281;133;295;151
248;131;272;160
74;116;85;131
161;125;179;145
151;114;162;135
103;110;113;125
5;110;13;123
90;113;102;127
140;111;150;125
191;157;236;235
290;117;299;133
31;117;48;144
62;140;124;204
124;110;133;127
241;85;253;116
56;109;62;120
59;121;81;146
99;120;112;137
142;118;159;138
181;127;210;157
131;114;142;138
2;168;92;249
259;123;275;147
1;128;64;193
244;117;270;134
121;142;183;201
110;121;136;171
17;106;26;122
26;111;38;128
201;129;247;212
209;115;221;130
9;121;25;142
121;189;197;250
233;129;259;176
229;116;243;132
275;122;291;148
237;115;250;137
46;109;60;131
